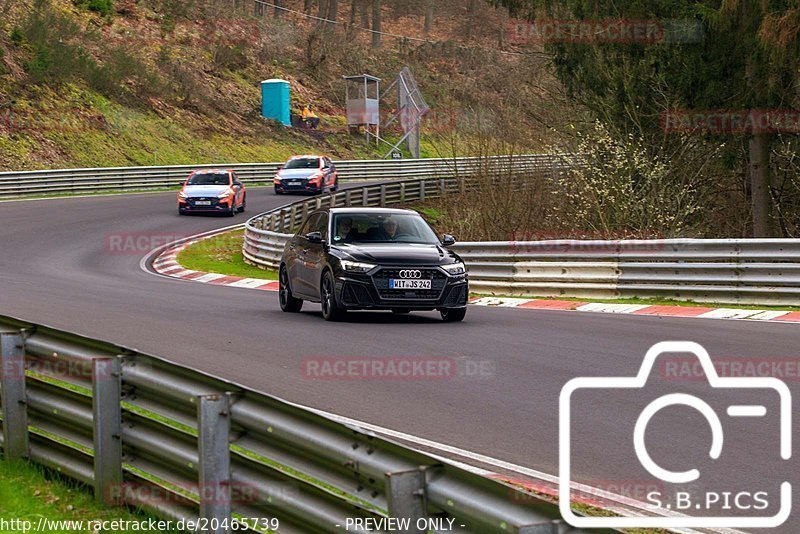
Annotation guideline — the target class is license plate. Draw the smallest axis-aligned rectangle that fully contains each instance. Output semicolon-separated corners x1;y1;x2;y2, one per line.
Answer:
195;200;211;206
390;279;431;290
289;181;302;186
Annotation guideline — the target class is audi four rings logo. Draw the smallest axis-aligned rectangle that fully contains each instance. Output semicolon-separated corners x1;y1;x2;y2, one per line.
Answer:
399;270;422;278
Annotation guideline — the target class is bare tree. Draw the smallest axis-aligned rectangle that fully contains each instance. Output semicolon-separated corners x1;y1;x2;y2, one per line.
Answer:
327;0;338;24
371;0;381;48
466;0;477;40
304;0;313;14
360;0;370;26
424;0;434;36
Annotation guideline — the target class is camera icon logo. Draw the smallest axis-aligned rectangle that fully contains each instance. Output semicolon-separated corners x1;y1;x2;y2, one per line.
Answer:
559;341;792;529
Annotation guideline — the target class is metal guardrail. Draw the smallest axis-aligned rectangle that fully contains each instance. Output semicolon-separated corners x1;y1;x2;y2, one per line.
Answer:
457;240;800;306
0;154;567;198
244;180;800;307
0;315;579;533
243;175;481;271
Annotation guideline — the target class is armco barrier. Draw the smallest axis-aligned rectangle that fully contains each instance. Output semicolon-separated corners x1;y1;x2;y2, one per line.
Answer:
0;315;581;533
0;154;569;198
244;181;800;307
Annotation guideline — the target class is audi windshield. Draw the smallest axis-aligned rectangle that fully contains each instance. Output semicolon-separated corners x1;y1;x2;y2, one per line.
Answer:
332;213;440;244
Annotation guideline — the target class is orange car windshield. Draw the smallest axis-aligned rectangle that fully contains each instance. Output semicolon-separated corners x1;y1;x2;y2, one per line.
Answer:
187;173;229;186
284;158;320;169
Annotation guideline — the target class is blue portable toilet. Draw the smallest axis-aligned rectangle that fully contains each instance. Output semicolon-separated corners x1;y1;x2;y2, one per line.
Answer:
261;79;291;126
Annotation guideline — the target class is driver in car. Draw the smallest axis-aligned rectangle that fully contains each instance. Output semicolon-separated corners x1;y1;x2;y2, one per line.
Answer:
382;219;399;240
336;216;358;242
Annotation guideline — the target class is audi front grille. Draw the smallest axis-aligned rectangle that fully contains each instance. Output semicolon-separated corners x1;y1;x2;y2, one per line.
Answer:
371;267;448;300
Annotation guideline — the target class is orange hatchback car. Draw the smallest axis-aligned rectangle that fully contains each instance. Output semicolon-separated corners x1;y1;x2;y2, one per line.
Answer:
178;170;246;217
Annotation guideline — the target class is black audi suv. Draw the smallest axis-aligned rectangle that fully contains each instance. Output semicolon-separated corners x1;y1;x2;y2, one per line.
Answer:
278;207;468;321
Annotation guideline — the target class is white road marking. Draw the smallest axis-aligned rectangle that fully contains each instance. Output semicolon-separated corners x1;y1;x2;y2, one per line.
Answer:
747;310;790;321
471;297;532;307
697;308;764;320
171;269;198;278
577;303;651;314
228;278;273;289
194;273;226;283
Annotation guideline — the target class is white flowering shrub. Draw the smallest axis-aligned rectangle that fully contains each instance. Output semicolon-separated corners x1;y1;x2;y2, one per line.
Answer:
557;122;701;238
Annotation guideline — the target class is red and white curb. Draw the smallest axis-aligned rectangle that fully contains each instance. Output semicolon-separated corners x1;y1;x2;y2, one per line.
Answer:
470;296;800;324
150;232;279;292
148;232;800;325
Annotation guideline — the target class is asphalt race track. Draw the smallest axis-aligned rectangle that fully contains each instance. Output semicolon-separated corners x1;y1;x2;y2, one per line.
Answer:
1;188;798;531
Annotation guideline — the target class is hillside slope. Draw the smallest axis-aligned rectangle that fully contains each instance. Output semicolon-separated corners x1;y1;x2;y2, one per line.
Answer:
0;0;560;171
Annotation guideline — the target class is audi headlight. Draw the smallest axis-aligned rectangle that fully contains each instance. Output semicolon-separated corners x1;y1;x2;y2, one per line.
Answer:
442;262;466;275
340;260;376;273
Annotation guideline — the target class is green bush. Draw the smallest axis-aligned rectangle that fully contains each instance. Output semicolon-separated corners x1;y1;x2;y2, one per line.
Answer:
74;0;114;16
24;46;53;81
9;27;23;45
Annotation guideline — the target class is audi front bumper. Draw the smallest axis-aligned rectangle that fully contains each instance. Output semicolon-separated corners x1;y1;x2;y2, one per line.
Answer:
334;266;469;311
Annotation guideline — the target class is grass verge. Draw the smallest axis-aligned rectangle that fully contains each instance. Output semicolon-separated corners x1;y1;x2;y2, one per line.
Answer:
0;458;185;533
175;230;277;280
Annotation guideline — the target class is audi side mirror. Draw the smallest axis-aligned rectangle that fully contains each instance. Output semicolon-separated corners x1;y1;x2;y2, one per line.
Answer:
442;234;456;247
305;231;323;243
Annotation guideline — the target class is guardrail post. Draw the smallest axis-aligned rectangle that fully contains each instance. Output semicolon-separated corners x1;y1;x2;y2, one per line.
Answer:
290;205;297;231
270;212;278;232
302;202;309;224
386;468;428;534
380;185;386;207
345;190;352;206
419;180;426;201
93;357;122;505
279;210;287;233
331;193;337;208
0;332;28;460
459;176;466;194
440;178;446;197
362;187;369;206
198;394;231;534
400;183;406;202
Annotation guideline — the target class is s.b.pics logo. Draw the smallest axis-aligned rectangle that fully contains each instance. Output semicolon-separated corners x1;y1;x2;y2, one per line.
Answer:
559;341;792;529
